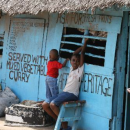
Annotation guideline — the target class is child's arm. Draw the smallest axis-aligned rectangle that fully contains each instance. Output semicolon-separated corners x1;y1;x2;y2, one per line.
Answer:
73;47;82;55
62;58;69;67
79;39;88;67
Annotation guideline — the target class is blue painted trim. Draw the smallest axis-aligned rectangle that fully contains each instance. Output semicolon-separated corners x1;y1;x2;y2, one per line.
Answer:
115;12;128;130
85;53;105;59
60;48;74;53
60;117;81;122
124;17;130;130
61;41;82;46
54;105;65;130
60;49;105;59
64;104;84;107
105;32;118;68
61;41;105;50
111;12;128;130
87;45;105;50
63;35;107;40
0;39;3;42
0;34;4;37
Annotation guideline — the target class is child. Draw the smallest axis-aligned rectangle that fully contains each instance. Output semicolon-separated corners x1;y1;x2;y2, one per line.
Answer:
45;49;68;104
43;39;88;130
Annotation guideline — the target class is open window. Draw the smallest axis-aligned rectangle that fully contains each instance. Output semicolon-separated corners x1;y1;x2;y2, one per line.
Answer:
59;27;107;66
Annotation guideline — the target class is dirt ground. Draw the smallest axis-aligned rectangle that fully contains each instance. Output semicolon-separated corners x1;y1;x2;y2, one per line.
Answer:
0;117;54;130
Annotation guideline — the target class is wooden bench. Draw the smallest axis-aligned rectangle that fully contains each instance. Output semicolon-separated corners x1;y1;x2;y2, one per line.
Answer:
54;100;86;130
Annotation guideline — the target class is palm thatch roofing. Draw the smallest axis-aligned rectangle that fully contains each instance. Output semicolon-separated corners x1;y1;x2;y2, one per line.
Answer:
0;0;130;15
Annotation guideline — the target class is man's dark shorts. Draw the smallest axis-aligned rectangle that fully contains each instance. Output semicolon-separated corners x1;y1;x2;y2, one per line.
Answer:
44;92;78;106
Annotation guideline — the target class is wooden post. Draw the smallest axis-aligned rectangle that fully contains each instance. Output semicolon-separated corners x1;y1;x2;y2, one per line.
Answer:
112;11;128;130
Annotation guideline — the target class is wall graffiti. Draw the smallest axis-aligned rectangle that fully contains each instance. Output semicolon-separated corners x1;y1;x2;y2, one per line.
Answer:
6;52;48;82
57;13;112;25
6;19;45;83
59;72;113;97
83;73;112;96
59;73;69;89
8;21;44;51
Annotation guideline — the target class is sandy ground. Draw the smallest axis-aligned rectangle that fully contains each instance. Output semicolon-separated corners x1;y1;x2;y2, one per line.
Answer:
0;117;54;130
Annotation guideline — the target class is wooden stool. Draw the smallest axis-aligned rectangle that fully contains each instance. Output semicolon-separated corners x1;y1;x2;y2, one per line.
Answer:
54;100;86;130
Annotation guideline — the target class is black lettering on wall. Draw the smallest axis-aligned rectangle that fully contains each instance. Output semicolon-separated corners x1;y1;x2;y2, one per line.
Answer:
6;52;48;83
83;73;112;97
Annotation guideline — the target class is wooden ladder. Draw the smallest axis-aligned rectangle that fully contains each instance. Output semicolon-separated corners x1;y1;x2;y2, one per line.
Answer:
54;100;86;130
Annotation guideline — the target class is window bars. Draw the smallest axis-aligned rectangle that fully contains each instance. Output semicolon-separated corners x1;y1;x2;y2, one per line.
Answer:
60;28;107;66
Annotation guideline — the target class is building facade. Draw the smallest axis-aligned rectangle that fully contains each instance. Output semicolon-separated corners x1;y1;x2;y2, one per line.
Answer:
0;2;130;130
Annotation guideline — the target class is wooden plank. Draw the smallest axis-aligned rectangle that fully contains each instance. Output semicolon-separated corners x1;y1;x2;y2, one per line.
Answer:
80;73;114;119
37;16;49;101
59;57;114;75
105;32;118;69
54;105;65;130
84;63;114;75
112;12;128;130
124;19;130;130
38;13;64;101
57;13;122;33
128;16;130;26
64;104;83;107
60;49;105;59
60;117;81;122
61;41;82;46
85;53;104;59
78;112;109;130
63;34;107;40
87;45;105;50
63;100;86;104
111;117;116;130
0;39;3;42
5;18;45;101
1;15;11;87
0;16;6;35
73;107;82;130
61;41;105;50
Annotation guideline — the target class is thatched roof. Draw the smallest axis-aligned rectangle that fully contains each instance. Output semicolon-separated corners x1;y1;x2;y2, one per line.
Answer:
0;0;130;15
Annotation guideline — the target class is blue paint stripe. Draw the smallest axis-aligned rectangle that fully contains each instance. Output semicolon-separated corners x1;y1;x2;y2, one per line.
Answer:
61;41;105;50
60;49;105;59
0;39;3;42
63;35;107;40
0;34;4;37
87;45;105;50
0;47;3;49
60;117;81;122
85;53;105;59
60;48;74;53
61;41;82;46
